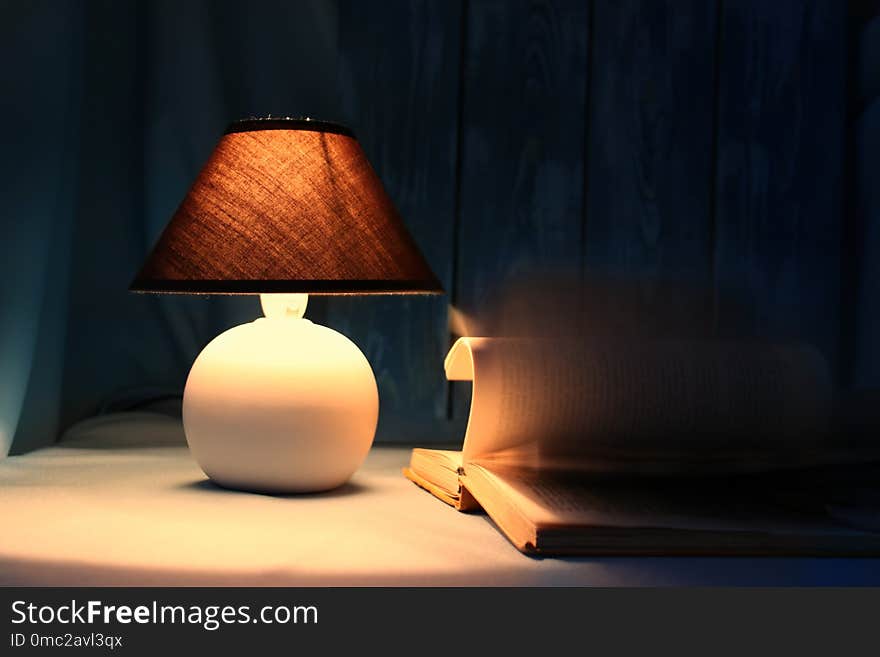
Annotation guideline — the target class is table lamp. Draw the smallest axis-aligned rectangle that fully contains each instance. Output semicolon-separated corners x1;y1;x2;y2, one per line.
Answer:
131;117;443;493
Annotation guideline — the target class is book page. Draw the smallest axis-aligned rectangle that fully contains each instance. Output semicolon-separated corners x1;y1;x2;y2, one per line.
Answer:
447;336;834;473
467;462;862;535
408;448;462;494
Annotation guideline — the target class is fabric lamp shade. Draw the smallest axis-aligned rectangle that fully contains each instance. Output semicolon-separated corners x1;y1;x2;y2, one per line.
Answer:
130;118;443;295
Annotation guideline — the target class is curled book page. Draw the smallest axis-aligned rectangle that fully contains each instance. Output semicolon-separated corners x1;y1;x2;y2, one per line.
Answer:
447;336;838;474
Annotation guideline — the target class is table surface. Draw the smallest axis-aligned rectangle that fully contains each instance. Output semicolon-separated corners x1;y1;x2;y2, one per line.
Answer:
1;412;878;586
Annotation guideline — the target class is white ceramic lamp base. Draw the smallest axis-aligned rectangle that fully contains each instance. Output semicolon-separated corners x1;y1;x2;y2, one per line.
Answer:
182;294;378;493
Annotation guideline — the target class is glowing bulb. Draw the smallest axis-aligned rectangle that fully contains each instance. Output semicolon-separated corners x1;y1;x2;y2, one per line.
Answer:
260;293;308;319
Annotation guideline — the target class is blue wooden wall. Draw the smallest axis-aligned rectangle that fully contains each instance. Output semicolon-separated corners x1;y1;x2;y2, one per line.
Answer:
328;0;863;444
853;5;880;388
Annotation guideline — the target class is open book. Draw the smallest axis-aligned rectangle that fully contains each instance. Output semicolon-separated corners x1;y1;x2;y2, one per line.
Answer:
405;337;880;555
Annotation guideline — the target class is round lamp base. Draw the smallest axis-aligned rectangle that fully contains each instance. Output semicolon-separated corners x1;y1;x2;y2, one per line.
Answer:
182;317;378;494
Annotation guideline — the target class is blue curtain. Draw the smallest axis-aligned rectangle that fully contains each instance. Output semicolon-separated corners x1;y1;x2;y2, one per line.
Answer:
1;0;341;456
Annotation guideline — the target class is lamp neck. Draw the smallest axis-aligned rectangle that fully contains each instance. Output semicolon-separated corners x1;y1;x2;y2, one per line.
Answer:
260;293;308;320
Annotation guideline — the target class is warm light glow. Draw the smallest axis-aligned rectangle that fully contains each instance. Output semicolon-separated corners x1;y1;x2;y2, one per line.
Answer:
447;304;474;337
260;293;308;319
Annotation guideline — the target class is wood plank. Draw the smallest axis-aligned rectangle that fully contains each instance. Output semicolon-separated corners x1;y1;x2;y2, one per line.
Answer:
453;0;590;416
205;0;341;120
60;0;160;429
713;0;847;374
585;0;718;335
852;13;880;387
860;16;880;105
322;0;463;442
852;99;880;387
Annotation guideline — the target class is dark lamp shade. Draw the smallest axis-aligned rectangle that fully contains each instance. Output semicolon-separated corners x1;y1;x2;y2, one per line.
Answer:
130;118;443;295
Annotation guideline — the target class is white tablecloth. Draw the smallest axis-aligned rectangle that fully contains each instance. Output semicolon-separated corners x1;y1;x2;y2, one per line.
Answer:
1;412;877;586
